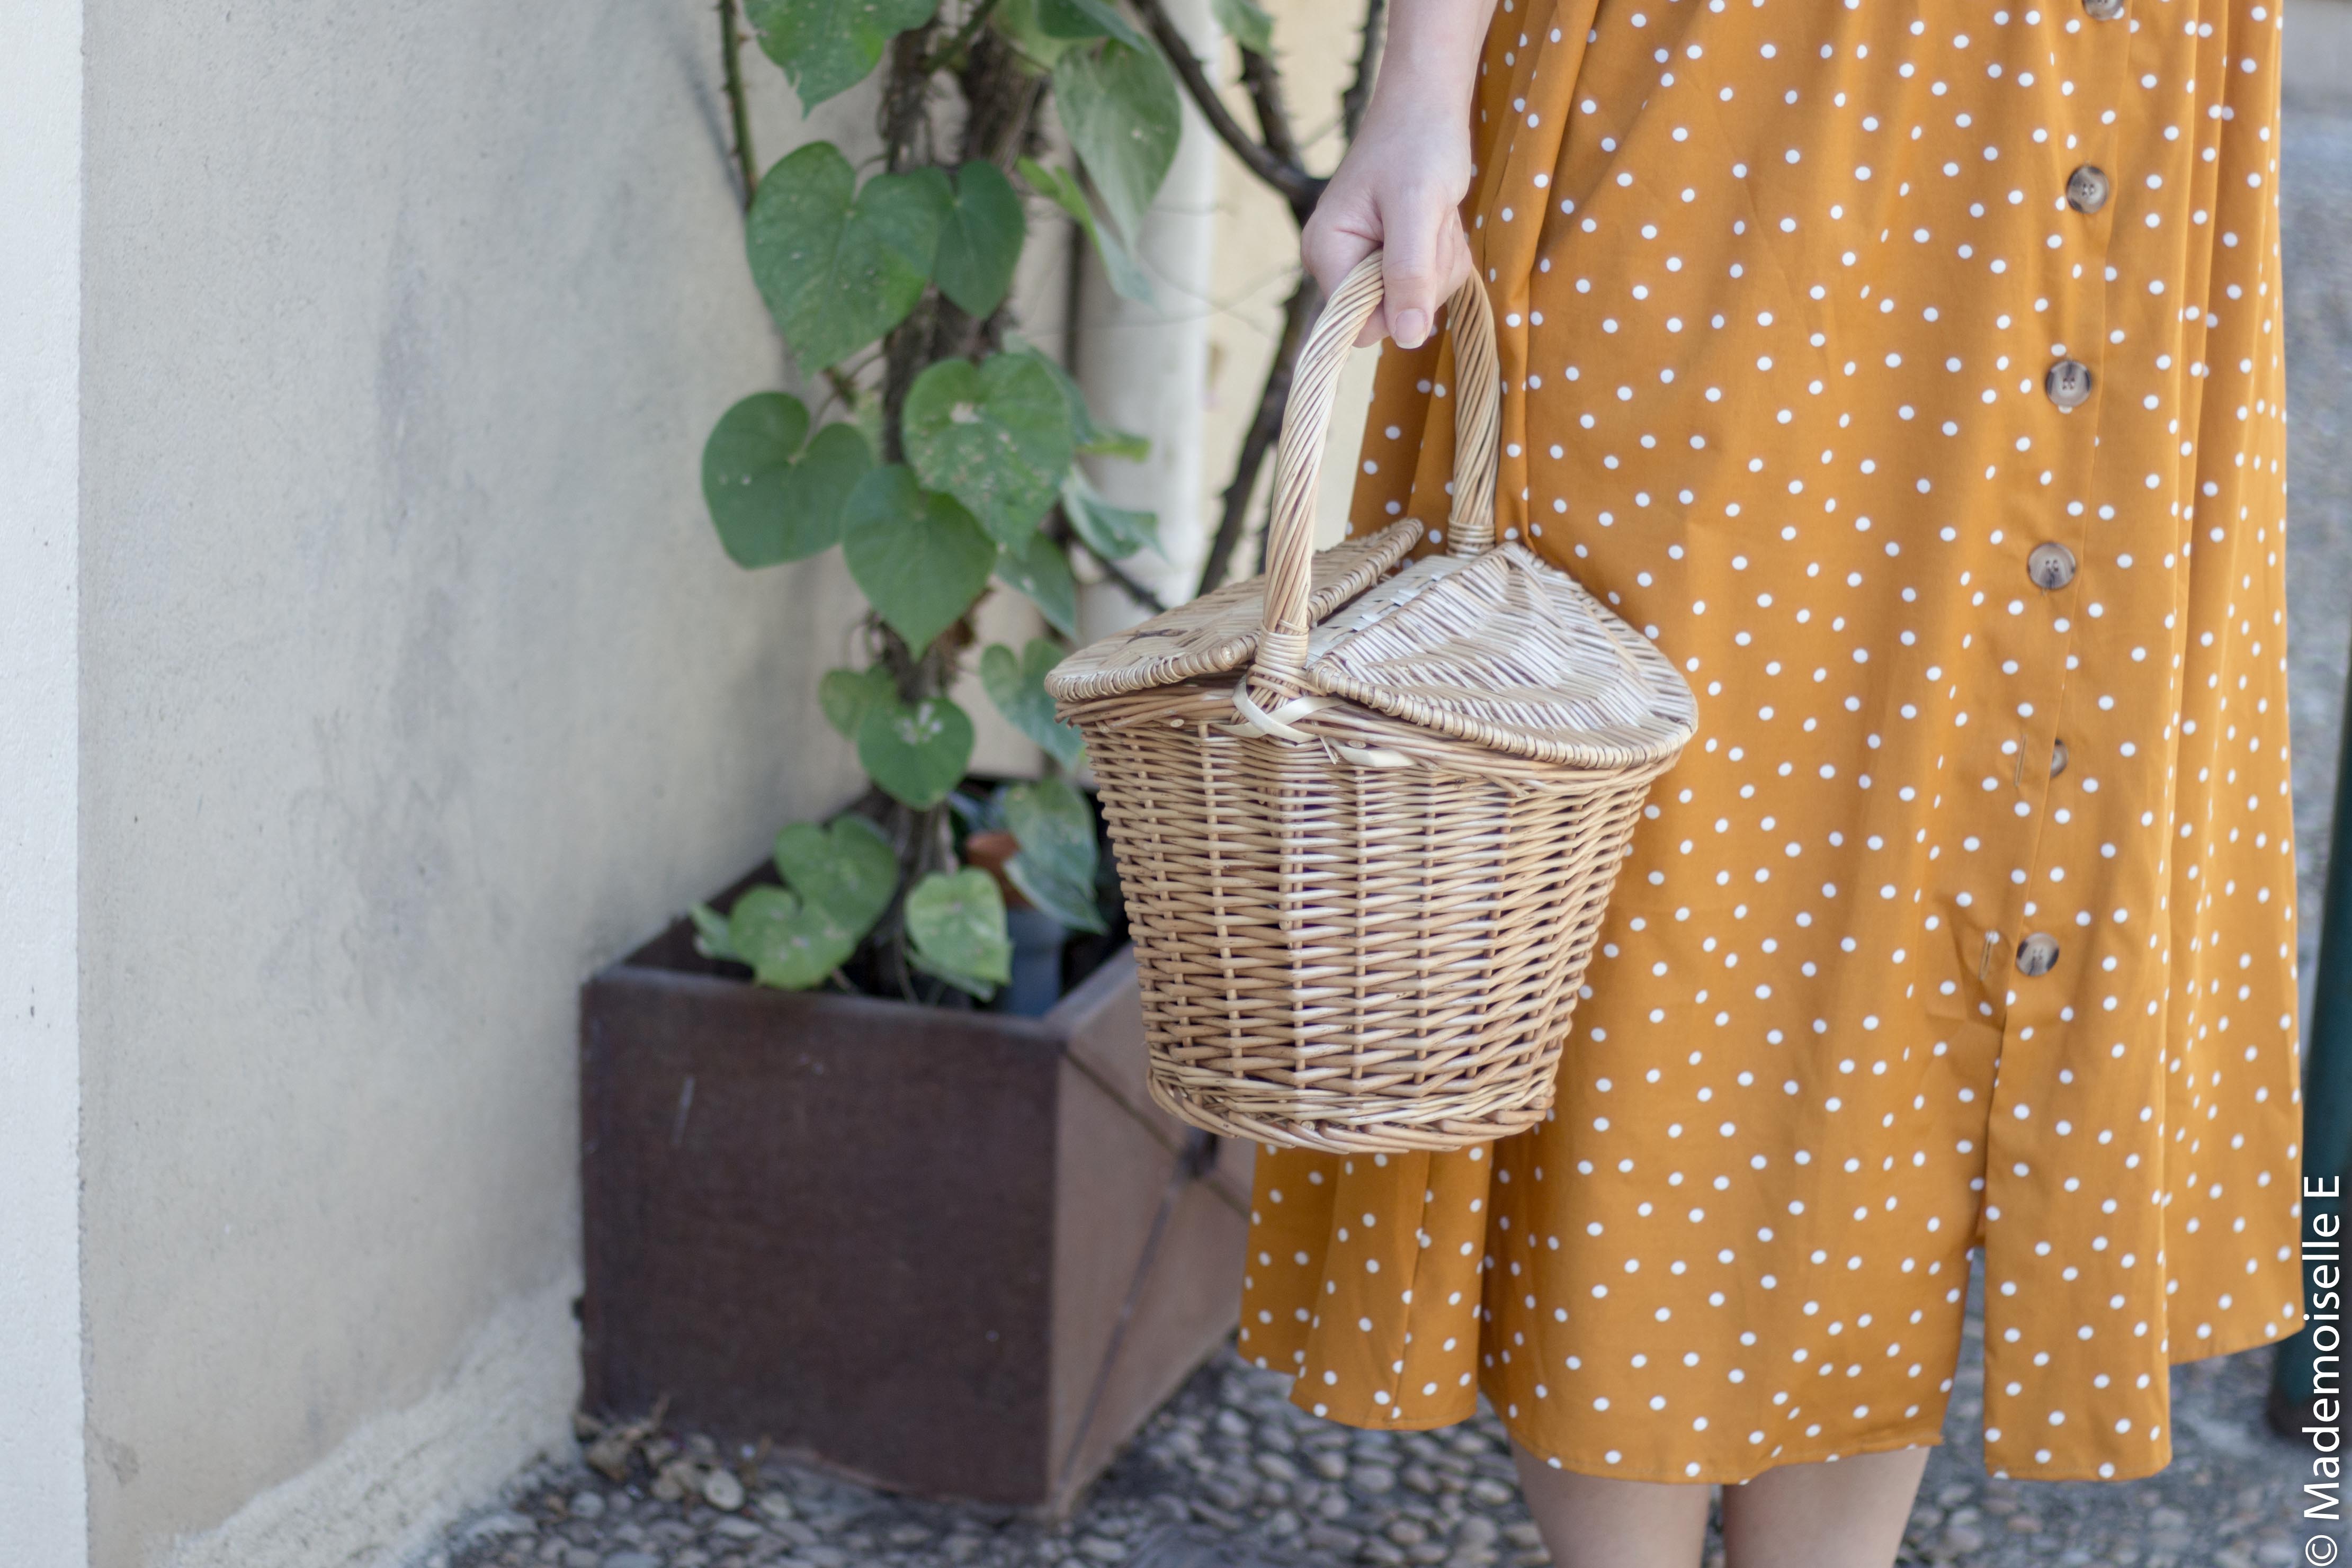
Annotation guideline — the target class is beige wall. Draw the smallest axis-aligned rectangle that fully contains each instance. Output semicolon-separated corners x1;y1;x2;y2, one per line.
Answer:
69;2;1043;1563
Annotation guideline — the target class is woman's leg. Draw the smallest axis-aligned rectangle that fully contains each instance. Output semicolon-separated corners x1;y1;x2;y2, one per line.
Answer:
1716;1447;1930;1568
1510;1444;1713;1568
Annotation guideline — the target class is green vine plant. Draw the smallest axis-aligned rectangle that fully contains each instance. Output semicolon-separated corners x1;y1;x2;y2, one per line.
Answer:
689;0;1371;1005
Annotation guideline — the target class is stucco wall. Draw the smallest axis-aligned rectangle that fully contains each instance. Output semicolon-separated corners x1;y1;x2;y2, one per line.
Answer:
67;2;999;1561
0;0;90;1563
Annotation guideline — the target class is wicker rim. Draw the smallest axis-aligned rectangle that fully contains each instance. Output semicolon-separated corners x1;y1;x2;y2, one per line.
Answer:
1247;255;1500;706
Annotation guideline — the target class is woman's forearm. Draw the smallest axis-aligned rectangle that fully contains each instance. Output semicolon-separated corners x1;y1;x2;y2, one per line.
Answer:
1361;0;1499;130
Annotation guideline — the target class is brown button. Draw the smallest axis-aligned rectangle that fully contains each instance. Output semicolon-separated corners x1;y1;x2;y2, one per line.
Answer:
2027;542;2078;590
2065;165;2112;214
2045;359;2095;409
2082;0;2125;17
2050;738;2070;778
2017;933;2062;976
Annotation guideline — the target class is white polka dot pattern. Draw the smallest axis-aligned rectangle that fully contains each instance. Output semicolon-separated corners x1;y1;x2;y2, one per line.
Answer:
1239;0;2303;1486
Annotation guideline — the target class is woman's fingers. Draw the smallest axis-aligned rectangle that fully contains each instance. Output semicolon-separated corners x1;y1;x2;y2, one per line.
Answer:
1302;195;1387;344
1377;183;1453;351
1301;153;1474;349
1301;208;1378;300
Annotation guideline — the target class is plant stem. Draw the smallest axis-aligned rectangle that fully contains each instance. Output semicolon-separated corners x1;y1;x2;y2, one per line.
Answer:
1238;50;1305;200
1339;0;1388;140
922;0;1008;75
879;24;940;174
1092;552;1171;617
1128;0;1321;211
1195;273;1320;595
718;0;759;207
1044;508;1167;614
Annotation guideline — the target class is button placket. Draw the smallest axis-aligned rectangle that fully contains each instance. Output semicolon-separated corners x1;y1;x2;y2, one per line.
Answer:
1980;15;2128;1037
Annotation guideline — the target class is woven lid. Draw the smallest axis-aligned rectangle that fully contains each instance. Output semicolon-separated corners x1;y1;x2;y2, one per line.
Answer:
1304;544;1696;768
1044;517;1421;704
1051;256;1697;772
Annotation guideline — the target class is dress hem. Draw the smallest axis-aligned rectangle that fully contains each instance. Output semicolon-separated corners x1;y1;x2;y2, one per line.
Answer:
1273;1308;2296;1486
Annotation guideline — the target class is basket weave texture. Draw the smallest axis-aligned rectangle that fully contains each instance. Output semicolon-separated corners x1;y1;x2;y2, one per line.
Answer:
1049;257;1698;1153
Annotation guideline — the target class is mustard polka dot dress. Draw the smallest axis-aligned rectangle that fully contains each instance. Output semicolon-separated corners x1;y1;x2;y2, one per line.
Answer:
1239;0;2304;1484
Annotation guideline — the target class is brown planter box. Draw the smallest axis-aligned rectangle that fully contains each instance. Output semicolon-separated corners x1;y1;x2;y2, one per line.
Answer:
579;891;1251;1514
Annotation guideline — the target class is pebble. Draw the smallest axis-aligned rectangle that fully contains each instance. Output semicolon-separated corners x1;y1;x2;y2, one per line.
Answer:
462;1512;537;1543
1188;1500;1241;1531
569;1493;606;1522
699;1470;744;1511
601;1555;658;1568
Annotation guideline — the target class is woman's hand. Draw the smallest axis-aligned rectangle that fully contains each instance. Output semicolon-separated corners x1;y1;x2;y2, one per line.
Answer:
1300;0;1498;348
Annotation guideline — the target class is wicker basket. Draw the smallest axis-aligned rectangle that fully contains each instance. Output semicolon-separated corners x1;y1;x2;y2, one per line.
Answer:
1048;255;1697;1153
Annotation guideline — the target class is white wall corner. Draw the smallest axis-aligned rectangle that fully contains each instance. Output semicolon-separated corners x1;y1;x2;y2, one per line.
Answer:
0;0;90;1563
155;1273;581;1568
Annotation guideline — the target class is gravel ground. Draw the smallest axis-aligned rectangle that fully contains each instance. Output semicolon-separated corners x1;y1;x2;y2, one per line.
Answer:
425;102;2352;1568
427;1320;2328;1568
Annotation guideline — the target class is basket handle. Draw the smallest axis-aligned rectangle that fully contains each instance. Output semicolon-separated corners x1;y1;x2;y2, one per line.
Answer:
1245;253;1501;702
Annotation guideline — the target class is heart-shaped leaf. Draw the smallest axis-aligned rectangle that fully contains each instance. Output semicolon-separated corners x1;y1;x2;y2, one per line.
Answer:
999;777;1106;933
1018;157;1154;304
1035;0;1147;48
1009;346;1149;459
702;394;875;567
840;465;997;653
902;353;1074;551
690;901;741;963
820;665;898;740
1210;0;1273;53
981;640;1086;770
994;530;1078;637
774;813;898;938
747;0;941;108
1051;40;1182;244
934;162;1026;318
857;693;977;808
728;884;857;990
1059;469;1159;561
905;867;1013;996
991;0;1080;68
747;145;948;371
